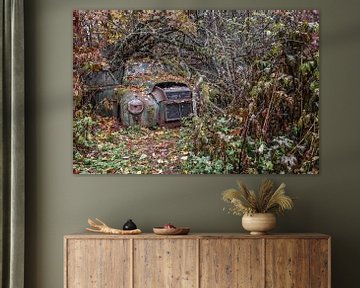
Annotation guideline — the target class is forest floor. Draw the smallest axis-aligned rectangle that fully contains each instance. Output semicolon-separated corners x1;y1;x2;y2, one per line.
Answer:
73;117;188;174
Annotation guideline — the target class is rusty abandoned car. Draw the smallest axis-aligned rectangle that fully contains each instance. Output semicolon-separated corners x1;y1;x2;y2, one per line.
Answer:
113;82;193;127
84;63;194;127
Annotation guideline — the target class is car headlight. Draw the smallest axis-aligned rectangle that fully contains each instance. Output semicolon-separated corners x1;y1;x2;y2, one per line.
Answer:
127;98;144;115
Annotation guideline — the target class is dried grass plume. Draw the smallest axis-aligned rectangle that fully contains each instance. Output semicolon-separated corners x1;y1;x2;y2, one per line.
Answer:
222;179;294;216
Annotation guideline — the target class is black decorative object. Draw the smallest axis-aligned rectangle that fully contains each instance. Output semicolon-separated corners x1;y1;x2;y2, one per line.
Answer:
123;219;137;230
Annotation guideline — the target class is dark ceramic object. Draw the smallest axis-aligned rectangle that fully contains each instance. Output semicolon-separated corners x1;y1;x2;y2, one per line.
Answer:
123;219;137;230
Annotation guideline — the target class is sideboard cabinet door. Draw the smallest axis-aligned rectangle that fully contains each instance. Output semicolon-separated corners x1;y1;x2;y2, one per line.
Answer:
309;239;330;288
200;239;264;288
134;239;198;288
265;239;329;288
66;239;131;288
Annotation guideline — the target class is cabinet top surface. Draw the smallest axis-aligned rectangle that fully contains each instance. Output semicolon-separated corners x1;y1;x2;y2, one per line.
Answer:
64;232;330;240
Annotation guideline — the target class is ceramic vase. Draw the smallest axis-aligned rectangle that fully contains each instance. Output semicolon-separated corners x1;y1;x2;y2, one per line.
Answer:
242;213;276;235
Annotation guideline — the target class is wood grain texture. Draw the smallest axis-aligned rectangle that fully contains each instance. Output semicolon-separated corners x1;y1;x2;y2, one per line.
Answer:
65;233;330;240
200;239;264;288
133;239;197;288
64;234;330;288
66;239;131;288
265;239;310;288
310;239;330;288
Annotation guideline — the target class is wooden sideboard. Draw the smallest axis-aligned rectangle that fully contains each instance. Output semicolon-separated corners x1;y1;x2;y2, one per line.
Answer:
64;233;330;288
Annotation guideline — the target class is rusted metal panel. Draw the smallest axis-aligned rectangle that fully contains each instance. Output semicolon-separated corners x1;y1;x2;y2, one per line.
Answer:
150;87;167;102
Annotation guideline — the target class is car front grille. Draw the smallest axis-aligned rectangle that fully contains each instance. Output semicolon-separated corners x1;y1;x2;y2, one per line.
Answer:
165;102;193;121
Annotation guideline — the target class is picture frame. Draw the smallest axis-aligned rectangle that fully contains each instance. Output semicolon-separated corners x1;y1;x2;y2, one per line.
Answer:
73;9;320;175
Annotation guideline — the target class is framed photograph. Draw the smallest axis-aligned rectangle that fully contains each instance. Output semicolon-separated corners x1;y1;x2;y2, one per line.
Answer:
73;10;319;175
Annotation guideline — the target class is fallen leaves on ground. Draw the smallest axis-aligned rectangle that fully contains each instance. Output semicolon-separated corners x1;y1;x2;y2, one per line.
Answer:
73;116;186;174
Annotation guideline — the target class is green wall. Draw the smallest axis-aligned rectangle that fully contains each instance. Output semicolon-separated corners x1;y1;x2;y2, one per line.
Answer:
24;0;360;287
